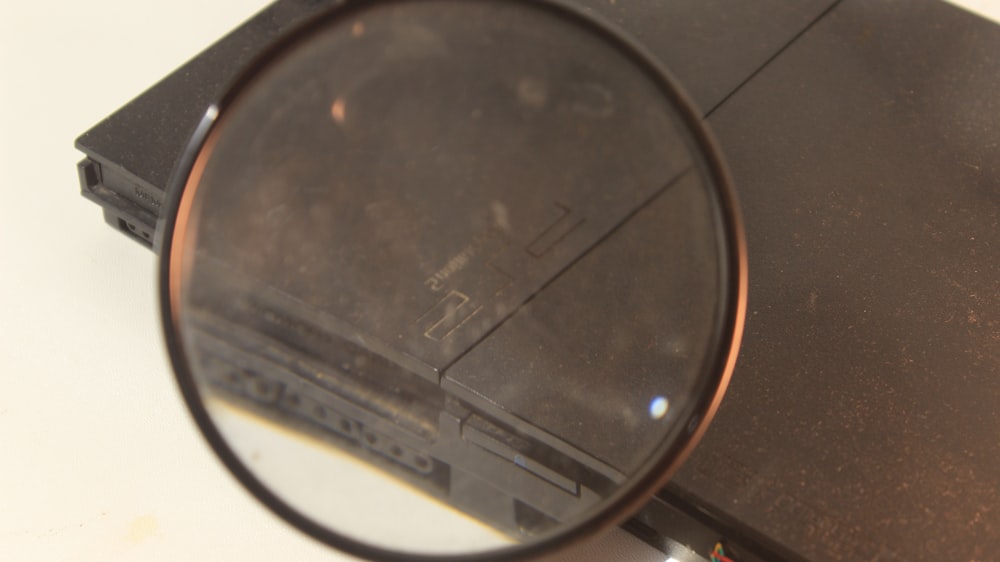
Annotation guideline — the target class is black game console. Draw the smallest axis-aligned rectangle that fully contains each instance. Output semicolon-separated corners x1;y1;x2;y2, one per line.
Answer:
76;1;1000;560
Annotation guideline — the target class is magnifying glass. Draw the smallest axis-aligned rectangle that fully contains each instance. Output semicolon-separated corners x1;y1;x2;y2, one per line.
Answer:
159;0;746;559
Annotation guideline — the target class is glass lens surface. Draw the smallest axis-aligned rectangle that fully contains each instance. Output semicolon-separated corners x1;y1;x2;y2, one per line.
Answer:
165;0;742;557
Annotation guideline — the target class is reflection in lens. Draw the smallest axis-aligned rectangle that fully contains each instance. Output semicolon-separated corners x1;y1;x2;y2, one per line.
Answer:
208;397;514;553
164;0;743;558
649;397;670;420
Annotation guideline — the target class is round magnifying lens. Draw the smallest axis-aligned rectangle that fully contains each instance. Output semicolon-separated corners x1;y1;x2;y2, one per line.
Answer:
160;0;746;559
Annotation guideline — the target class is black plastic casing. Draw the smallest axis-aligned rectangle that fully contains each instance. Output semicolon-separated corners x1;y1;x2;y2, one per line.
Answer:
77;1;1000;560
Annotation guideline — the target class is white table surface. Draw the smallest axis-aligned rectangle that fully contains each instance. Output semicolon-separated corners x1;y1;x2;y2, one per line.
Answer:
1;1;997;561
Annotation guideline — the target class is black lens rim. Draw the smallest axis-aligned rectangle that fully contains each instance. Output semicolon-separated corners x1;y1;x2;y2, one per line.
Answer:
158;0;748;560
